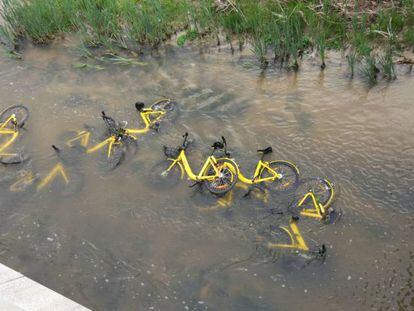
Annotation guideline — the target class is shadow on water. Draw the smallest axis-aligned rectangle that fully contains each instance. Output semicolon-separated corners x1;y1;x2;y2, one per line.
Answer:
0;43;413;310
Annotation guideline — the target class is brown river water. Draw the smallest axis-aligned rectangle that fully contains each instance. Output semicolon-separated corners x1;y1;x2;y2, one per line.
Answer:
0;40;413;310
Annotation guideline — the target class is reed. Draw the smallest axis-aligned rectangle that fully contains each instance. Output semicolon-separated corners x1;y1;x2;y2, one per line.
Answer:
346;48;357;78
360;53;379;85
1;0;413;81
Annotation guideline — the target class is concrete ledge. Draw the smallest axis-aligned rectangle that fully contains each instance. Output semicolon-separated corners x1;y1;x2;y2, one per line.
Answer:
0;263;90;311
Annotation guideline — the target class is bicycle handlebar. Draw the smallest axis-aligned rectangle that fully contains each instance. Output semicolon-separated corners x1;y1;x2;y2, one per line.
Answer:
181;132;189;149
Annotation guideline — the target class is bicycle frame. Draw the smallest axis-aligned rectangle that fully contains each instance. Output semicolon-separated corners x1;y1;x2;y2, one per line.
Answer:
37;163;69;191
297;192;326;219
86;136;121;158
66;131;134;159
267;220;309;251
65;130;90;148
0;128;19;154
237;159;282;184
297;179;335;220
164;150;224;182
10;171;35;192
126;109;165;135
0;114;18;129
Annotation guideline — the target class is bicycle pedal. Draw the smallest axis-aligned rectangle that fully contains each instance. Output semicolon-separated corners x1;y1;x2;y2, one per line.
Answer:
150;122;160;131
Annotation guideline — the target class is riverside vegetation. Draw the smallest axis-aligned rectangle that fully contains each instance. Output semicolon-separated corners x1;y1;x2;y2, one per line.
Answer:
1;0;414;84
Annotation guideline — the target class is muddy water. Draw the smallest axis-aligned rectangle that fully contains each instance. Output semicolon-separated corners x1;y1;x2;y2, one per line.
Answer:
0;41;413;311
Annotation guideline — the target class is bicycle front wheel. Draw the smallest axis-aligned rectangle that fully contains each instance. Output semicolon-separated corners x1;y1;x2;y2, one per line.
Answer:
261;161;299;192
0;105;29;128
204;159;238;195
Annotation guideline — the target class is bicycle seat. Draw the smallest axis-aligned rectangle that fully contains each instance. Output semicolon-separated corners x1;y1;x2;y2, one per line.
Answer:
257;146;272;154
135;102;145;112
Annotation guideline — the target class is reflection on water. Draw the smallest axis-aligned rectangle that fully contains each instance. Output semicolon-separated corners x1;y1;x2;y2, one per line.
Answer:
0;42;413;310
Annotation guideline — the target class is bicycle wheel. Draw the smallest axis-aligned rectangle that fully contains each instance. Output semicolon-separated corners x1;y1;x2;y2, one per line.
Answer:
295;177;334;209
261;161;299;192
107;144;125;170
150;98;177;122
204;159;238;195
150;98;176;112
149;159;183;189
0;152;30;165
0;105;29;128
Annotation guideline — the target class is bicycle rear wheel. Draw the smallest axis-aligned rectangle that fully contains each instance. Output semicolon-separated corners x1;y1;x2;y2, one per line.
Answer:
204;159;238;195
150;98;177;122
0;152;30;165
150;98;176;112
261;161;299;192
0;105;29;128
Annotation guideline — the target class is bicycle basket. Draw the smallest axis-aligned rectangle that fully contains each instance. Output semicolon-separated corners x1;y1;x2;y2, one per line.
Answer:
163;146;180;158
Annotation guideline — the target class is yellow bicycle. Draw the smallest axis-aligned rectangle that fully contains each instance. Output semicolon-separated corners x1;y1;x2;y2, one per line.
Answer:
63;99;175;162
217;137;300;191
0;105;29;164
155;133;239;195
62;111;137;168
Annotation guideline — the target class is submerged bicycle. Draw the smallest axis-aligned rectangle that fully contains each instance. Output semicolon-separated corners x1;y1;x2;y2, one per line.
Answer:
63;98;176;167
155;132;239;195
214;136;300;192
9;145;82;196
0;105;30;164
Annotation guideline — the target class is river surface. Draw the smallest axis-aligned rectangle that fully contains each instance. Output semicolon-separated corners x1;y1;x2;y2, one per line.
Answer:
0;40;413;310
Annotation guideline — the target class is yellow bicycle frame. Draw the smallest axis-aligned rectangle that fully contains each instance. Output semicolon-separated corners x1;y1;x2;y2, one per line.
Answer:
237;160;282;184
37;163;69;191
298;192;326;219
126;109;165;135
0;128;19;154
86;136;122;159
297;179;335;220
164;150;235;182
0;114;18;129
10;171;35;192
65;130;90;148
66;131;135;159
267;220;309;251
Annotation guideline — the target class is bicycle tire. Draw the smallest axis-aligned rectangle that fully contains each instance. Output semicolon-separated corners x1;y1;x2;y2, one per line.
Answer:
150;98;178;123
107;144;125;170
295;177;334;209
0;105;29;128
150;98;176;112
261;161;299;192
204;158;238;195
0;152;30;165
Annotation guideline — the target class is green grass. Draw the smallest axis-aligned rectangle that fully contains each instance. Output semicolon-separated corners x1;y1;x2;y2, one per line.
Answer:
1;0;414;83
360;54;379;85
